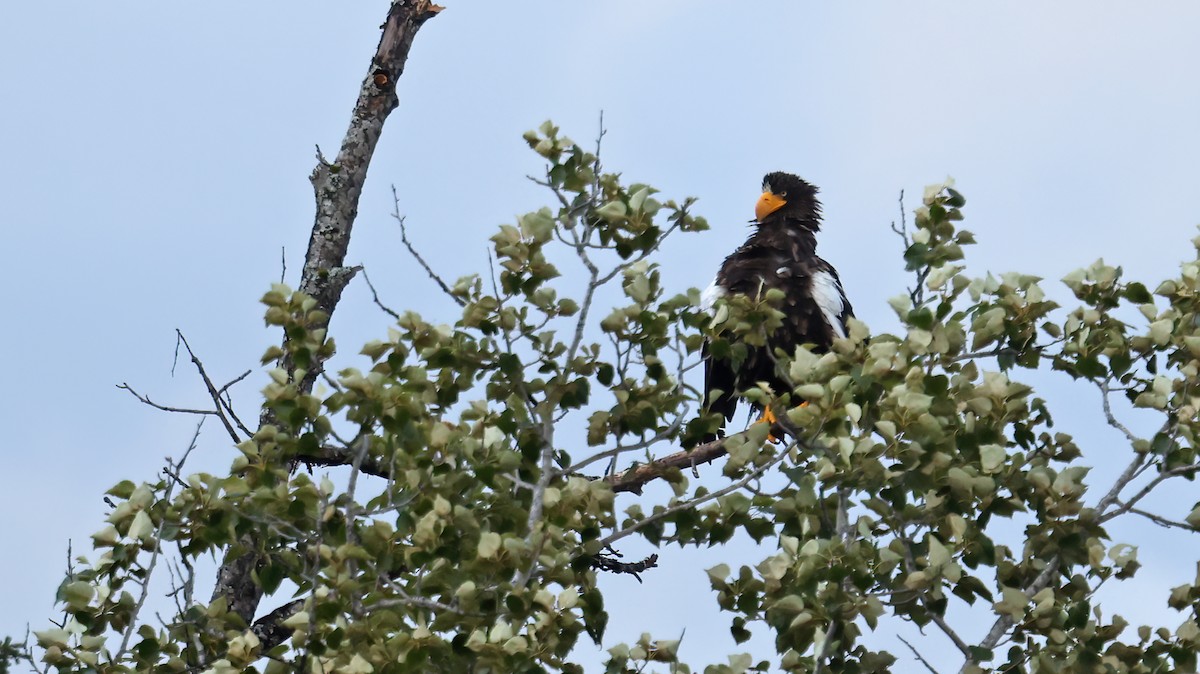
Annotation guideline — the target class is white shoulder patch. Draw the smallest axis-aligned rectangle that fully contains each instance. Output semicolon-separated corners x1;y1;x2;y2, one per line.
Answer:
810;270;847;339
701;279;725;313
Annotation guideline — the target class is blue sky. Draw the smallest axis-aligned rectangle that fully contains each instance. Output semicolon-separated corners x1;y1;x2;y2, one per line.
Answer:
4;2;1200;670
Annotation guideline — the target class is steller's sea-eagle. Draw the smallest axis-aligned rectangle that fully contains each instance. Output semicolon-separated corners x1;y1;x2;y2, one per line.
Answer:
700;172;854;442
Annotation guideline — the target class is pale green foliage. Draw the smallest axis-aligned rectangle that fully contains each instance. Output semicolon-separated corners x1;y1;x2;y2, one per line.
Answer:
26;129;1200;674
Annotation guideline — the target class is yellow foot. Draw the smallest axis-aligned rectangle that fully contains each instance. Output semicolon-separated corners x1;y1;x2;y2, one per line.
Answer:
756;407;780;444
755;403;809;444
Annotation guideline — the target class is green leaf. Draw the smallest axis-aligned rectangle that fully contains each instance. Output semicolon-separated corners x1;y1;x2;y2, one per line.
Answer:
979;444;1006;473
519;208;556;243
595;201;627;222
1187;505;1200;530
706;563;730;586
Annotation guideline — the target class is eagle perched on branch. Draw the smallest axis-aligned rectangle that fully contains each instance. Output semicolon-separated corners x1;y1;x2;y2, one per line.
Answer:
700;172;853;442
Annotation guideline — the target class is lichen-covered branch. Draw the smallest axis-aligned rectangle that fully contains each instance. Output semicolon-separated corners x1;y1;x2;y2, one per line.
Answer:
301;1;443;320
209;0;442;626
604;437;730;494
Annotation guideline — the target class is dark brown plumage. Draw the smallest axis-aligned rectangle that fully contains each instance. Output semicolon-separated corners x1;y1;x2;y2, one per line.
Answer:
700;172;853;442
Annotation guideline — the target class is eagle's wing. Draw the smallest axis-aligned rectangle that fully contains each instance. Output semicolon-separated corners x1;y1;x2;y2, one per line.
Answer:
804;259;853;343
702;338;737;425
701;278;737;441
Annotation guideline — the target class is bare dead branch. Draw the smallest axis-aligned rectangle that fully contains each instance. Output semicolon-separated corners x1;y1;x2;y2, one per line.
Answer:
213;369;254;438
120;364;251;440
391;184;465;307
175;331;241;443
360;267;401;320
899;635;942;674
591;550;659;582
117;384;218;418
299;4;442;322
216;369;253;398
889;189;931;307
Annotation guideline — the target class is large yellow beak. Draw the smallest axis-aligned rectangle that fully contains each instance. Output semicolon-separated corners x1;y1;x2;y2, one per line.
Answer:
755;191;786;222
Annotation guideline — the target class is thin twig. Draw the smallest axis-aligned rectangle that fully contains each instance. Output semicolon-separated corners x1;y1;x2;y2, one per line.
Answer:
563;416;684;476
960;556;1060;673
1126;506;1195;530
114;420;204;662
174;541;205;668
963;376;1187;670
513;401;556;588
303;487;327;672
889;189;907;240
599;445;792;548
1100;462;1200;524
929;613;971;660
343;433;371;616
216;369;253;397
217;370;253;438
369;594;465;615
892;525;972;659
813;621;838;674
1099;378;1139;445
899;635;942;674
889;189;929;307
117;384;218;417
377;575;467;615
360;267;401;320
391;184;465;307
175;331;242;442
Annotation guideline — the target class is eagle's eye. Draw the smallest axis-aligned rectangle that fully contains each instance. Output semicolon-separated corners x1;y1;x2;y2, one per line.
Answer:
780;191;788;198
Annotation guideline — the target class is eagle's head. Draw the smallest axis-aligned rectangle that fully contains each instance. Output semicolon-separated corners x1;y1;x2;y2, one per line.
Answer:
755;172;821;229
